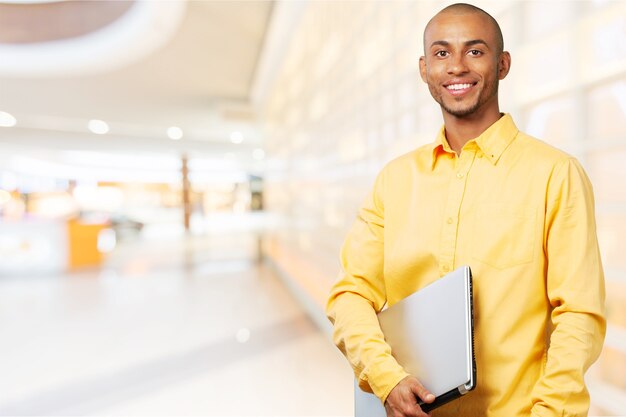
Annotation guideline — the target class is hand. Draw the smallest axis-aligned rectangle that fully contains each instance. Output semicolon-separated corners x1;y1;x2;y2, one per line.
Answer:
384;376;435;417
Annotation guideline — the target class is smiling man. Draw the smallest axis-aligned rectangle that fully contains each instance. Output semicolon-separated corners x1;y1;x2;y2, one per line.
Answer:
326;3;606;417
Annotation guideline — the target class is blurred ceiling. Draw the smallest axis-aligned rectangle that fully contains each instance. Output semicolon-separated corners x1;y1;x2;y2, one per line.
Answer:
0;1;136;43
0;0;292;177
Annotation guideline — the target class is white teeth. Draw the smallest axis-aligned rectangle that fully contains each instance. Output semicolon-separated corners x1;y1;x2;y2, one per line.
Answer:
447;83;472;90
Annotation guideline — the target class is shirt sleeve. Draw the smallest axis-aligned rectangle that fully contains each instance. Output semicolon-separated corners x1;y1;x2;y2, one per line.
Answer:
325;169;410;404
530;158;607;417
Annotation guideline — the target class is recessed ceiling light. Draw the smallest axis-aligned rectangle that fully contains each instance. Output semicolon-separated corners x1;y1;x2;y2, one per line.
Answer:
252;149;265;160
0;111;17;127
88;119;109;134
167;126;183;140
230;131;244;144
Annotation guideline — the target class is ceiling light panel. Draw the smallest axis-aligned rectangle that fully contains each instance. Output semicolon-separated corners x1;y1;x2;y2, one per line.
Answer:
88;119;109;134
0;111;17;127
167;126;183;140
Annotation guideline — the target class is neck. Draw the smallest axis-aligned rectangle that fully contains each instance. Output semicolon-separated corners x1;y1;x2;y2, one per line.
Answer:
442;106;503;154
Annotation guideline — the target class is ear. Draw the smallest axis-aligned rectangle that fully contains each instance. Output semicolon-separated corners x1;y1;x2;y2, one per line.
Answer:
419;56;427;83
498;51;511;80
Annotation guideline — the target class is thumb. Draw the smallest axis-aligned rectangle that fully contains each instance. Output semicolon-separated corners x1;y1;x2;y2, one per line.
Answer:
410;379;435;404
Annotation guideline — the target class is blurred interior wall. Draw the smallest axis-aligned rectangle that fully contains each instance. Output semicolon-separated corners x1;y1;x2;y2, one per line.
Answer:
260;0;626;414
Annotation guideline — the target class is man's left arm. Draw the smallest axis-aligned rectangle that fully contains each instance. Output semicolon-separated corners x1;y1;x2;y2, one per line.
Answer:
531;158;606;417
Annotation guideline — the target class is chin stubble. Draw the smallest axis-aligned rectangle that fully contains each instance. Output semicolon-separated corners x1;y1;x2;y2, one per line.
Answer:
438;81;499;118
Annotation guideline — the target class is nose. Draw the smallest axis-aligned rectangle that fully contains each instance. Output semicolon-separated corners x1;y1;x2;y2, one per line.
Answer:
447;54;469;74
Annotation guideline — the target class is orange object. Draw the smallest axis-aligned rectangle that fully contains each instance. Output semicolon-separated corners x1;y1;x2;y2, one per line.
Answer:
67;219;107;269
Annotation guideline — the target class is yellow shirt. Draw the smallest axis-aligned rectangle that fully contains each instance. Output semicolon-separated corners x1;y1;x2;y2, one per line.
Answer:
326;114;606;417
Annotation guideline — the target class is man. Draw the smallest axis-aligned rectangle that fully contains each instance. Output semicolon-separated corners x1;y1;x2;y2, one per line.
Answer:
326;3;606;417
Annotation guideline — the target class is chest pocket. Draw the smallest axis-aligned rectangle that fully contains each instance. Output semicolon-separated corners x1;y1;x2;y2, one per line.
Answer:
471;204;537;270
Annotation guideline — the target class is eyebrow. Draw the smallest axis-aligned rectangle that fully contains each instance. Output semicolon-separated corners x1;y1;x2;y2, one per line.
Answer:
430;39;490;49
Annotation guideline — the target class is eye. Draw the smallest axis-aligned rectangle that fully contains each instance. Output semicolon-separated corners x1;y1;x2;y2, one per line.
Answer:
435;50;449;58
467;49;483;56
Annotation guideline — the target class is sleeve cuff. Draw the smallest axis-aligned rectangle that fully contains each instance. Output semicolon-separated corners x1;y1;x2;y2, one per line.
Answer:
363;361;411;404
378;371;411;404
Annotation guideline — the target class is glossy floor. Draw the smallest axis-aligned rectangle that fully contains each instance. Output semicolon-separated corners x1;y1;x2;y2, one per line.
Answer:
0;232;353;416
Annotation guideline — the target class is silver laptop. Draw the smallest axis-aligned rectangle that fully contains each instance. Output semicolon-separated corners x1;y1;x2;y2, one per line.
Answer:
355;265;475;416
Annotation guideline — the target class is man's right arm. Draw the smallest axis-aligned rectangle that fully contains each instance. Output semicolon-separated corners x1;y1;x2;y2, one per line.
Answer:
325;171;434;414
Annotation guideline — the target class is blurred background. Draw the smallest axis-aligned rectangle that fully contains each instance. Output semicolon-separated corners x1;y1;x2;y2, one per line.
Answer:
0;0;624;415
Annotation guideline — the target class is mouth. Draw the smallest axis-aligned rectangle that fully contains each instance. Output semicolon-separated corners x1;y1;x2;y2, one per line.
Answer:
444;82;477;96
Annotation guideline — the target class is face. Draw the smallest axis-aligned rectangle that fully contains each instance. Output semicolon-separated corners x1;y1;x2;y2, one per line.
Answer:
419;11;510;119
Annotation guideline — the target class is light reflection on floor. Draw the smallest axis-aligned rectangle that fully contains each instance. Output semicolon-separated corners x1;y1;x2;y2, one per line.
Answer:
0;232;353;416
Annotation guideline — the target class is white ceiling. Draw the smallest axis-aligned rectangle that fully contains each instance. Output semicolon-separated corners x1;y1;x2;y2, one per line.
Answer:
0;0;283;180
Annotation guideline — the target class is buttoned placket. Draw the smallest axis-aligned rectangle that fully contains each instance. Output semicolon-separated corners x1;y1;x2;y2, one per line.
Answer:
438;148;478;275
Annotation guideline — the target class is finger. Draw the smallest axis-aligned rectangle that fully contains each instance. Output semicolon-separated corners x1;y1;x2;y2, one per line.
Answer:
410;380;435;404
387;388;426;417
385;398;421;417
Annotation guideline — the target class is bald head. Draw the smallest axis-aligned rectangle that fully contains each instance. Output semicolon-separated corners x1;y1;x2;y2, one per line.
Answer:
424;3;504;54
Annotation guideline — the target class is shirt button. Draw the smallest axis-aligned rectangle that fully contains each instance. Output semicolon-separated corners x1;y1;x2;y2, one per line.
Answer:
446;217;453;224
456;172;464;178
442;265;450;272
477;154;483;159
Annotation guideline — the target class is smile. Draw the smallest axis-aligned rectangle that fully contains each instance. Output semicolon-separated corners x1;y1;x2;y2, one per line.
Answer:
444;82;477;96
446;83;474;90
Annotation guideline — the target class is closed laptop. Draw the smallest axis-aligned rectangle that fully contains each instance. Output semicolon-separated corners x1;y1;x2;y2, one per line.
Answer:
355;265;476;416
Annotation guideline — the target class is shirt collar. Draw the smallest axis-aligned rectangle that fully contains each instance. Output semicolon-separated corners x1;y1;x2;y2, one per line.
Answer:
430;113;519;169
